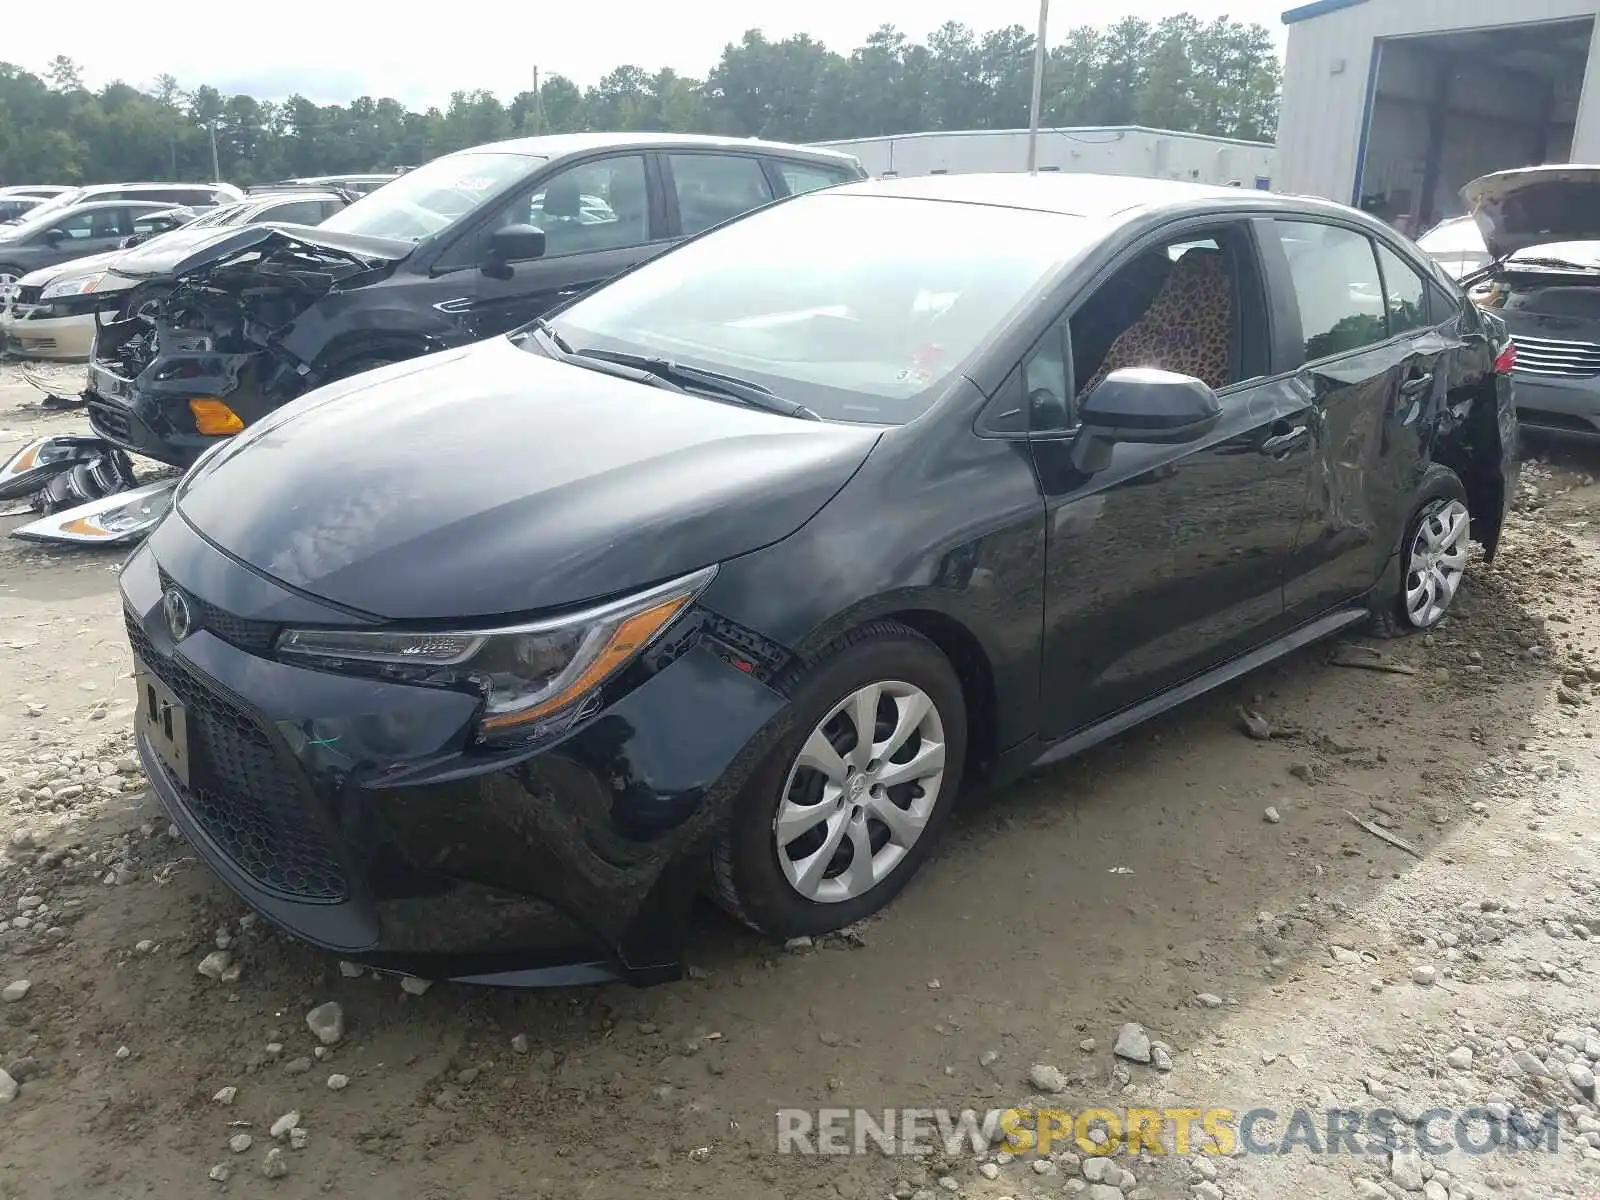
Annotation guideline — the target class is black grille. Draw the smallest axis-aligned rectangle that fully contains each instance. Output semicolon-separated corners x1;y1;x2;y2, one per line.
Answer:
1511;335;1600;378
87;400;132;440
127;611;348;902
157;571;280;654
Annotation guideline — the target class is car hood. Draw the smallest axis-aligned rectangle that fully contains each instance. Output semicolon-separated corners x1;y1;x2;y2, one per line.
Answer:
1463;166;1600;261
110;223;413;281
17;247;127;288
176;337;883;620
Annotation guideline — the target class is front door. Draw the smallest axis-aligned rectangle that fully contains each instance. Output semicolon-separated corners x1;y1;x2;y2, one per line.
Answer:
1034;223;1315;738
433;153;672;341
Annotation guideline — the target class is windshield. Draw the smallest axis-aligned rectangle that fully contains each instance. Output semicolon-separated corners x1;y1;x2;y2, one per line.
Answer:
187;203;245;229
319;151;540;242
545;193;1091;424
14;187;85;224
0;199;85;241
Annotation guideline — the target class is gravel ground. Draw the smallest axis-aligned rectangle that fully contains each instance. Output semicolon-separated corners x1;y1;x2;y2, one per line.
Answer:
4;358;1600;1200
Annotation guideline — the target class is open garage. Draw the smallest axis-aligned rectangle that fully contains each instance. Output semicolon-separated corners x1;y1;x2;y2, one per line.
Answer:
1276;0;1600;228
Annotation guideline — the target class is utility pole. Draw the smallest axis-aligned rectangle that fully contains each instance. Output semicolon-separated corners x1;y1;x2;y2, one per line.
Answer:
208;122;220;181
531;66;542;135
1025;0;1050;173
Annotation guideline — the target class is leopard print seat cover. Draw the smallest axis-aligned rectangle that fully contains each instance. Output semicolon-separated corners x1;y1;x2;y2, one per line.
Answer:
1082;248;1234;395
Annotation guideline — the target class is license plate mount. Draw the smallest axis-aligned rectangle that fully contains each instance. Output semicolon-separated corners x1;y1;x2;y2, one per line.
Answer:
134;658;190;788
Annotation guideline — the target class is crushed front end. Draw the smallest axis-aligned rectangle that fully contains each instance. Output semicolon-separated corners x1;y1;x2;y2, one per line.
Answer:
84;230;400;467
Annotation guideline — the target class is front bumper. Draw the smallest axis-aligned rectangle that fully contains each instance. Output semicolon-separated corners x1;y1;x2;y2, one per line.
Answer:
1512;371;1600;442
121;516;789;985
86;315;295;468
1;306;95;360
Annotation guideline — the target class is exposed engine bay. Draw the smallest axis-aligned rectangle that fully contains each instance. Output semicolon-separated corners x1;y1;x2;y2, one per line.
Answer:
102;245;370;380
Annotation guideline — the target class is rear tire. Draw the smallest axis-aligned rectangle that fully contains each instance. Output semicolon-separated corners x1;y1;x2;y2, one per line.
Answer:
712;621;967;938
1395;472;1471;631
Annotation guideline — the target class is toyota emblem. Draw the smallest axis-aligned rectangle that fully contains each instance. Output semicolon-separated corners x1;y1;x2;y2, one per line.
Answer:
162;588;193;641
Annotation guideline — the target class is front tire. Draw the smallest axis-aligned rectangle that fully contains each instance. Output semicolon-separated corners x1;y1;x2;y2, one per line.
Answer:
1398;474;1472;630
713;621;967;937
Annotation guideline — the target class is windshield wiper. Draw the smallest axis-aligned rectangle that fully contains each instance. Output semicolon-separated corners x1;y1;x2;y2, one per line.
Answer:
520;322;690;394
1510;256;1600;271
571;348;821;420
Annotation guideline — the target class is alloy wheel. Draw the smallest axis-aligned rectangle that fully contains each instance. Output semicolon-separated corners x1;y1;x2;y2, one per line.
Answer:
0;273;18;307
774;680;947;904
1404;498;1470;627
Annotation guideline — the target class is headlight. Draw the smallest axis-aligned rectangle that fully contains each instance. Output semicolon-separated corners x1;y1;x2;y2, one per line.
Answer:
40;272;105;300
276;566;716;739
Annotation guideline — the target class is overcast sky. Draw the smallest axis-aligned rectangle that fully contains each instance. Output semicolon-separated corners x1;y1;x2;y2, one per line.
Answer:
12;1;1291;111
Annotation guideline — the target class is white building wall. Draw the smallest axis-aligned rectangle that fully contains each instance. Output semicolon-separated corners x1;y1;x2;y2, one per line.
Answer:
1278;0;1600;204
813;127;1275;188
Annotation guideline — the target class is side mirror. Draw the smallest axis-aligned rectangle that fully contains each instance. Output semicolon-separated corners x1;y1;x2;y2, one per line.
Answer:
43;228;65;245
1071;368;1222;473
482;223;546;279
122;233;149;249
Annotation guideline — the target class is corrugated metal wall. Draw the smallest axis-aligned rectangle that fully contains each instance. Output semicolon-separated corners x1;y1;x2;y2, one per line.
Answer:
1278;0;1600;203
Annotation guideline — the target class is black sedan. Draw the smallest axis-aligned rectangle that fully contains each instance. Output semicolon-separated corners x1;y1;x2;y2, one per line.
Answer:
121;173;1518;987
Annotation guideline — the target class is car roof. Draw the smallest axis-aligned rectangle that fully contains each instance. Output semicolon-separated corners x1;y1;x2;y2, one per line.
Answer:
48;199;190;214
453;131;862;166
830;172;1366;223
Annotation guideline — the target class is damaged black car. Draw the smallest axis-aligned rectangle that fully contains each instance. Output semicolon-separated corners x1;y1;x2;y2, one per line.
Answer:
84;132;867;466
123;175;1516;988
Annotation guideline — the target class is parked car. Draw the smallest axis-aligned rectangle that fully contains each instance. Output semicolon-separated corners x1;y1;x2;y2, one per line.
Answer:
84;132;866;466
121;172;1517;987
3;191;352;361
0;185;73;197
0;195;45;225
1453;165;1600;444
272;173;401;195
1415;214;1493;280
0;201;193;310
24;182;244;226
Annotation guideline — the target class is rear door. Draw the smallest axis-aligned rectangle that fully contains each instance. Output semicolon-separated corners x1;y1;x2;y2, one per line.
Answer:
429;152;670;340
1264;219;1456;619
661;152;776;236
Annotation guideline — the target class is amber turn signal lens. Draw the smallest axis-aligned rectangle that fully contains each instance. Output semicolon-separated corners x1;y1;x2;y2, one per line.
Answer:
189;398;245;436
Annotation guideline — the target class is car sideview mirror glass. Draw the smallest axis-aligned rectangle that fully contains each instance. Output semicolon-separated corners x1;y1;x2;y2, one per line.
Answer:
482;224;547;279
1071;368;1222;473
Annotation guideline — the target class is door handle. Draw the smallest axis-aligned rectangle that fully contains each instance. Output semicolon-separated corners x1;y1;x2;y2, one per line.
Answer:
1400;372;1434;397
1260;423;1309;455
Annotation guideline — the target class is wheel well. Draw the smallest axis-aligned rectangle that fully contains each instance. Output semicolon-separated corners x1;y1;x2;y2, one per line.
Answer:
317;334;433;376
1434;376;1507;560
883;609;998;782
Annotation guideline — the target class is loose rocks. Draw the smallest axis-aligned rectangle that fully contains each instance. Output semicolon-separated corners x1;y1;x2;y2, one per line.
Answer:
1113;1023;1152;1063
305;1001;345;1045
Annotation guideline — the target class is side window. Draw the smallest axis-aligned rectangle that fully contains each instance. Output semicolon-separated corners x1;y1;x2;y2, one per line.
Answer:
131;210;180;235
1273;221;1388;361
507;154;649;257
263;200;325;225
48;210;102;241
776;161;853;197
319;200;346;222
1068;230;1251;399
1375;242;1430;336
669;154;774;236
1427;278;1463;325
1023;323;1072;432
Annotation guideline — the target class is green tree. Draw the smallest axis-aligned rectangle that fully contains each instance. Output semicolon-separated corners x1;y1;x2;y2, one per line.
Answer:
0;12;1281;187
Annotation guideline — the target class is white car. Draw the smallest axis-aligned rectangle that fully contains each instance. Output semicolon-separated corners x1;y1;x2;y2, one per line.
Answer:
2;190;350;361
1415;215;1493;279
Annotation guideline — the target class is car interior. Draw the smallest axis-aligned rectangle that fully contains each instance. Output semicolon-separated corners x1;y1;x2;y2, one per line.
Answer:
1006;228;1268;433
